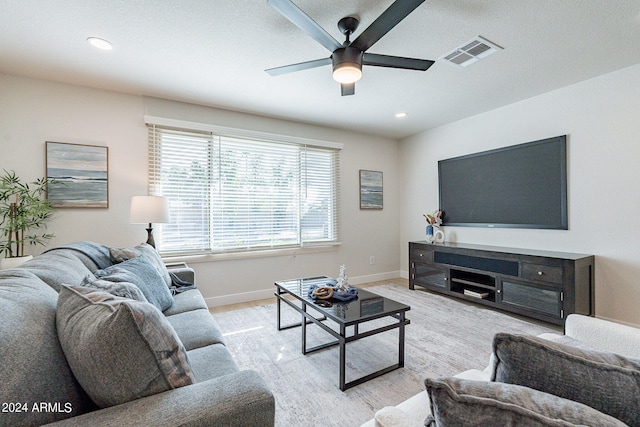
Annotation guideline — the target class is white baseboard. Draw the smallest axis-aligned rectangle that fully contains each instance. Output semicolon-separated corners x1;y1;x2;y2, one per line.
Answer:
349;270;401;285
205;288;275;308
204;270;401;308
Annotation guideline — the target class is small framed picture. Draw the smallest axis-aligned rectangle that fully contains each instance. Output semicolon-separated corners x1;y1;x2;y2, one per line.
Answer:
46;141;109;208
359;170;383;210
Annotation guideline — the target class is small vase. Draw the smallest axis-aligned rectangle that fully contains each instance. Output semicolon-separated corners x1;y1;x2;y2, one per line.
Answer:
426;225;434;243
0;255;33;270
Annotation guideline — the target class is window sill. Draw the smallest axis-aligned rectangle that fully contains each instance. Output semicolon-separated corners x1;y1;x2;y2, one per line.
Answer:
161;244;340;264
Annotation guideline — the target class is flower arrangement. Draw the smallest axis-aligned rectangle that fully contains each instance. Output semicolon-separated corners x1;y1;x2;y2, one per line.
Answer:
423;210;442;228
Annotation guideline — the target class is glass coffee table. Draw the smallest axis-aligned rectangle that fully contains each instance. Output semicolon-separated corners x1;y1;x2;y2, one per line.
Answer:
275;276;410;391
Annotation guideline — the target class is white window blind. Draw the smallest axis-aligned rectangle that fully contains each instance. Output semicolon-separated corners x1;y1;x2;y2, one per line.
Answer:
147;124;341;255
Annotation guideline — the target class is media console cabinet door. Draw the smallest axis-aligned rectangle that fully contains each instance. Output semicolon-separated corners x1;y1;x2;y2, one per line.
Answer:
411;262;448;289
500;280;563;318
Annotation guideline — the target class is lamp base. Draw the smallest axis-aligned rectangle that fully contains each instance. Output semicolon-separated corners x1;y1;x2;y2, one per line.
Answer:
145;224;156;248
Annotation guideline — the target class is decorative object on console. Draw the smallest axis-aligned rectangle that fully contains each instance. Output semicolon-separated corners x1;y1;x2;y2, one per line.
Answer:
0;169;54;269
423;210;442;243
426;225;434;242
46;141;109;208
129;196;170;248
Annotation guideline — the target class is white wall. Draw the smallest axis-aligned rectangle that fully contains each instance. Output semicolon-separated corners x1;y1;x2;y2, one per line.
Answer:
399;63;640;327
5;65;639;326
0;74;400;305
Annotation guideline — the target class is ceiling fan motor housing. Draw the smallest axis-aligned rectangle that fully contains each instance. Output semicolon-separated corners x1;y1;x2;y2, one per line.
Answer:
332;46;363;70
331;46;363;83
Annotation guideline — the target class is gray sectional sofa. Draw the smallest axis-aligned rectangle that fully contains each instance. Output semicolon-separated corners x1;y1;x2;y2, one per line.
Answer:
0;241;275;427
363;314;640;427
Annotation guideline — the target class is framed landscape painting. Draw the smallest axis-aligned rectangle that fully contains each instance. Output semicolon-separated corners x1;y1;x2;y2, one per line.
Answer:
359;170;383;210
46;141;109;208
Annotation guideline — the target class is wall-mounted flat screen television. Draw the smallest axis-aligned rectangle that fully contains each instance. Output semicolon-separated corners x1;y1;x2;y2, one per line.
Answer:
438;135;567;229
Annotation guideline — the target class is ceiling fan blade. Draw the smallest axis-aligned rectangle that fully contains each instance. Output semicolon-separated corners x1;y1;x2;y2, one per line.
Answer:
265;57;332;76
363;53;434;71
341;83;355;96
267;0;342;52
350;0;425;52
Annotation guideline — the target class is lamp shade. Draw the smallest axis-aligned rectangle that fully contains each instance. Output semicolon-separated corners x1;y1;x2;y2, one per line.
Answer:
129;196;170;224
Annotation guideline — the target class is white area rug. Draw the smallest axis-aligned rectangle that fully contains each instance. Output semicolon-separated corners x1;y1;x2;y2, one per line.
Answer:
212;282;559;427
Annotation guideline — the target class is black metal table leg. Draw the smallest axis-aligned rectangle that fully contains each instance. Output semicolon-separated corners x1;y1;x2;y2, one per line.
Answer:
399;311;405;367
339;323;346;390
276;290;282;330
301;302;307;354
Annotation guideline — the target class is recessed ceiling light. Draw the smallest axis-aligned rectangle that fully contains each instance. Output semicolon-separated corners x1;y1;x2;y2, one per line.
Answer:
87;37;112;50
395;112;408;118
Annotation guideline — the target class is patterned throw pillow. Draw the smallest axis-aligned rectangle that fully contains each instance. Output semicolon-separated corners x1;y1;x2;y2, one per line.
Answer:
110;243;172;288
94;256;173;311
80;273;148;302
425;377;627;427
56;285;195;408
491;333;640;426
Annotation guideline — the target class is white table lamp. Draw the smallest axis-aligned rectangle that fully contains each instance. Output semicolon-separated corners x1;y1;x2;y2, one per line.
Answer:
129;196;170;248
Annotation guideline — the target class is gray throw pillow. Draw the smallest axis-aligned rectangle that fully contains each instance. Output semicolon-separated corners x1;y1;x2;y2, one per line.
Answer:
80;273;148;302
56;285;195;408
491;333;640;426
425;377;627;427
110;243;172;288
94;256;173;311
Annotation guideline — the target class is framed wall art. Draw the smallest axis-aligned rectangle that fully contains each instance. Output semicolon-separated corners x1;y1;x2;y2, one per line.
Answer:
46;141;109;208
359;170;383;210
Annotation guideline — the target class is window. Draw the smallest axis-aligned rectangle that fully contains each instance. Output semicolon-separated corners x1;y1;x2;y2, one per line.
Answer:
147;122;341;255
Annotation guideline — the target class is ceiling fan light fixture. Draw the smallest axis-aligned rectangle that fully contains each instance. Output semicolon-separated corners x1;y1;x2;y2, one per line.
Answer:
332;63;362;84
331;47;363;84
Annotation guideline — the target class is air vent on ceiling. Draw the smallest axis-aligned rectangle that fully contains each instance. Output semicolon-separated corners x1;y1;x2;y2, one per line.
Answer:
442;36;503;67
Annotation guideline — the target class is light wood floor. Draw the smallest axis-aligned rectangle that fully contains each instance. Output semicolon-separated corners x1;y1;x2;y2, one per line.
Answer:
209;277;408;314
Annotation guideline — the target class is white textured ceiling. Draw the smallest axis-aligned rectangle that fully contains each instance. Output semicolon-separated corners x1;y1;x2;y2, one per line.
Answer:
2;1;640;139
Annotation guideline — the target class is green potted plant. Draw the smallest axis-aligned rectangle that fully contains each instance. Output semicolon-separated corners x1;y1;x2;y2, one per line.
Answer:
0;170;55;269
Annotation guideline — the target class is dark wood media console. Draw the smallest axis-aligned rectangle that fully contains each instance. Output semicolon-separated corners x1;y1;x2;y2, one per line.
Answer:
409;241;594;325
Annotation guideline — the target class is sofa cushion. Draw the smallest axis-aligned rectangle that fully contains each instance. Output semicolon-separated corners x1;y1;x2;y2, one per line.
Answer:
19;249;95;291
94;256;173;311
187;343;240;382
163;288;208;316
81;273;148;301
491;333;640;426
425;377;627;427
0;270;94;426
56;285;195;408
166;308;226;350
110;243;172;288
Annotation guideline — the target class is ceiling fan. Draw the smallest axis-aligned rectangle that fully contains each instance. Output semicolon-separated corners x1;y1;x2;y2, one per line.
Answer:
266;0;435;96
